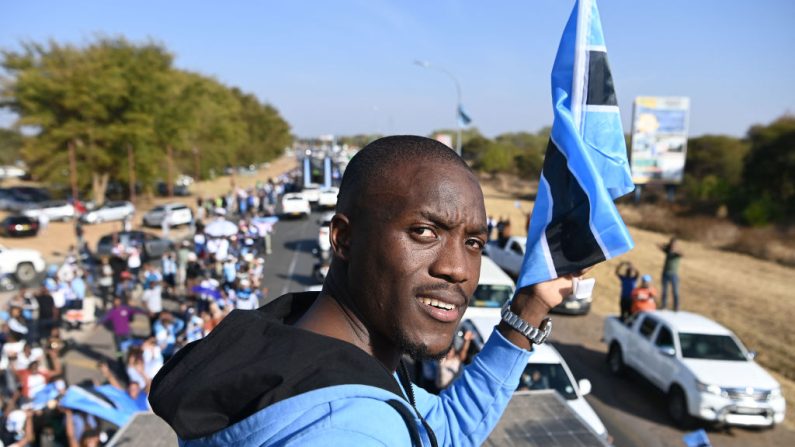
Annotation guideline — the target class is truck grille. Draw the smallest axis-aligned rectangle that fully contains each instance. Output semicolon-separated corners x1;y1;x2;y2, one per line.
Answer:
725;388;770;401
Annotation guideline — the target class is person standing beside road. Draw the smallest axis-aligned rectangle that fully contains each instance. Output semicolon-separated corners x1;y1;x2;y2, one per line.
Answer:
150;136;580;446
615;261;639;321
659;237;683;311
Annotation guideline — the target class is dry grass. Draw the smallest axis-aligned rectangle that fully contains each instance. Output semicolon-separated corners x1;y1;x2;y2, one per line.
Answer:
480;179;795;428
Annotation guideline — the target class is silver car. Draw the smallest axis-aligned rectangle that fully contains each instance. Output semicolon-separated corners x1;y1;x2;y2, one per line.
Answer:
143;203;193;227
22;200;76;221
81;201;135;224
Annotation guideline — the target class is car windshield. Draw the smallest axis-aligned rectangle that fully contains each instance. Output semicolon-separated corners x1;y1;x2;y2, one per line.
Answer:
518;363;578;400
470;284;513;308
151;206;165;212
679;333;747;361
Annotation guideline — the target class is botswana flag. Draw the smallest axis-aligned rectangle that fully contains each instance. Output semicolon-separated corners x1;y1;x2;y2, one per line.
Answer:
518;0;634;288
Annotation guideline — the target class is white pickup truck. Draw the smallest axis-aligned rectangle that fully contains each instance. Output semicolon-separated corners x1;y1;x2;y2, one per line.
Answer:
0;244;46;284
604;310;785;428
484;236;526;277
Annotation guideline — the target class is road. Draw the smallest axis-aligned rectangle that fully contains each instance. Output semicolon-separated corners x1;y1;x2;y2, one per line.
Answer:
44;210;793;446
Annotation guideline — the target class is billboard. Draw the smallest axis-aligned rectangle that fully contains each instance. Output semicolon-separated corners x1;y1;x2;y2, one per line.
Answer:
630;97;690;184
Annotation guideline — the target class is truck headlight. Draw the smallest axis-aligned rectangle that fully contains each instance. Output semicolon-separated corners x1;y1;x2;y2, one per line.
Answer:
696;381;724;396
769;388;782;399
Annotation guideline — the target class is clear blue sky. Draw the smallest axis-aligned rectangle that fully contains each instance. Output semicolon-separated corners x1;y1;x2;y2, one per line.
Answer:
2;0;794;138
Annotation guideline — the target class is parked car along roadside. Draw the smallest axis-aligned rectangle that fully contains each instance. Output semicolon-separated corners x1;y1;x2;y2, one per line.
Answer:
142;203;193;228
0;244;46;284
22;200;76;222
80;201;135;224
0;215;39;238
95;231;173;262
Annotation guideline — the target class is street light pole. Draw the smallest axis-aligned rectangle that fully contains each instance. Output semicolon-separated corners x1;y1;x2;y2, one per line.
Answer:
414;60;463;156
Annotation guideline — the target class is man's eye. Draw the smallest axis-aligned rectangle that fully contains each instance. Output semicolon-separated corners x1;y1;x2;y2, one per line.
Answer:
466;239;485;250
411;227;436;239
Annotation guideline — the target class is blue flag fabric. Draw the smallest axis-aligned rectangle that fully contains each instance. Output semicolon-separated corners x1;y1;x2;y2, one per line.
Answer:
518;0;634;288
59;385;134;427
458;105;472;127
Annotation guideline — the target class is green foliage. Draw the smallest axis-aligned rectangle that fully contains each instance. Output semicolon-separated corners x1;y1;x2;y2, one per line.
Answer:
0;128;23;164
0;37;291;201
478;142;515;174
741;116;795;222
682;135;749;206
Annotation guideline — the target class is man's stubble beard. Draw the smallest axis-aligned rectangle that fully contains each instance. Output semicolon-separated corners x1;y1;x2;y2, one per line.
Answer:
393;325;454;362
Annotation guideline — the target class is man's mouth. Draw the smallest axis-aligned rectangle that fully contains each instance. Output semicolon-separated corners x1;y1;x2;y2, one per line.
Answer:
416;295;462;323
417;297;456;311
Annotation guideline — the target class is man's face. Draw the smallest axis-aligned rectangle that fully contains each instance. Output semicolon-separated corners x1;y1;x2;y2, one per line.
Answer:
346;160;487;360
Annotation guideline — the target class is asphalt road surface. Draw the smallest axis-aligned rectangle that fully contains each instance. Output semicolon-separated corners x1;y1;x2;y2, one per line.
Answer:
262;211;795;447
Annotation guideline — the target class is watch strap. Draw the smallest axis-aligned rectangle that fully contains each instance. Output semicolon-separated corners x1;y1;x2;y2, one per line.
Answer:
501;303;552;345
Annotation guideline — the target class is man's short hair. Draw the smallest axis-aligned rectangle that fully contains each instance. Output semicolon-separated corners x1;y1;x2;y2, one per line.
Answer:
336;135;470;215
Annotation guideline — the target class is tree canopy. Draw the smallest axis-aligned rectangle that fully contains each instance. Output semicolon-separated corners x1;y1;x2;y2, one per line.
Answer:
0;37;291;203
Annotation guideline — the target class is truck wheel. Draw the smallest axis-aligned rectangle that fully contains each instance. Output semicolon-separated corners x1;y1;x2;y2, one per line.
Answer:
668;386;692;428
15;262;37;284
607;343;625;376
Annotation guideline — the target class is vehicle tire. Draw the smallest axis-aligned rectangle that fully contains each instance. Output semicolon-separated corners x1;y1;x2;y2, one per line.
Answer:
668;386;692;428
15;262;37;284
607;343;626;376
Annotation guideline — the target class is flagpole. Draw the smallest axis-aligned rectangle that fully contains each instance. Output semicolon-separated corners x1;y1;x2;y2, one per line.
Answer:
414;60;463;156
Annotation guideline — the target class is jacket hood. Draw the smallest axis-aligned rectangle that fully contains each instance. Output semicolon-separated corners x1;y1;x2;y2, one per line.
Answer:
149;292;404;440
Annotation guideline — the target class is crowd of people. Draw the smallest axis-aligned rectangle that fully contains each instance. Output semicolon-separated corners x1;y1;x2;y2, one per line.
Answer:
0;174;299;446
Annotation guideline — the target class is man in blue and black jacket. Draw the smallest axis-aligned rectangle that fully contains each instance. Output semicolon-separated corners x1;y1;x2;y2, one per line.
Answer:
150;136;577;446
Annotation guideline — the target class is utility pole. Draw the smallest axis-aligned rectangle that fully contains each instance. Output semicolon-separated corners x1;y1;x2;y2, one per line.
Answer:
68;140;78;200
128;144;136;203
167;145;174;198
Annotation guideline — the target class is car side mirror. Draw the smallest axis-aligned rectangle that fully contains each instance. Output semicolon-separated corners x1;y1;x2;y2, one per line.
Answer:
747;351;757;361
578;379;592;396
658;346;676;357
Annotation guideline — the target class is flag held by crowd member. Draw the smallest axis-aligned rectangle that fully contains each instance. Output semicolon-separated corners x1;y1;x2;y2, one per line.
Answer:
518;0;634;288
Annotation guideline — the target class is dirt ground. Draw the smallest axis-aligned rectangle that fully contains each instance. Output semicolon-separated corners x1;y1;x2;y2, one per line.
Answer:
480;177;795;429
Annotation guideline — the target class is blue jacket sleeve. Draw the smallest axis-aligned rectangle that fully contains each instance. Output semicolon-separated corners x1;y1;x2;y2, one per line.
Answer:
413;328;532;446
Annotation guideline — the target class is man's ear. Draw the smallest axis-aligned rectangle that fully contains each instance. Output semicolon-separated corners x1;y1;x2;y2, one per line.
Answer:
329;213;351;261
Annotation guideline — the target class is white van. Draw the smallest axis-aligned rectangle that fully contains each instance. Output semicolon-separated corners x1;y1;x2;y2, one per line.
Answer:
461;256;516;346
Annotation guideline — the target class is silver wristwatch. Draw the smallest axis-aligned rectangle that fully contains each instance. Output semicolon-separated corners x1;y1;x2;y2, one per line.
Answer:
501;303;552;345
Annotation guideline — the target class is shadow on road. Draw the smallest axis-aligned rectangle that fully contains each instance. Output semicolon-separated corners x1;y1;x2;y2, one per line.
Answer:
277;273;318;287
283;239;317;254
553;340;673;428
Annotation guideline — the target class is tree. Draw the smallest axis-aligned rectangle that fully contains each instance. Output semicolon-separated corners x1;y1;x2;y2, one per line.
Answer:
740;115;795;223
1;37;293;202
0;128;23;164
682;135;749;206
1;38;175;203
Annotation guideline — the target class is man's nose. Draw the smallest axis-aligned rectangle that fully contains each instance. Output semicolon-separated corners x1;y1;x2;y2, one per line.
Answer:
429;237;469;284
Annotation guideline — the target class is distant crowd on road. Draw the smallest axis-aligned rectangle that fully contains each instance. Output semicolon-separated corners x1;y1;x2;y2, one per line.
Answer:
0;173;304;446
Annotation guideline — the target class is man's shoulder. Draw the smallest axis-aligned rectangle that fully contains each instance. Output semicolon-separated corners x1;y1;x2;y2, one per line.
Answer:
186;387;415;446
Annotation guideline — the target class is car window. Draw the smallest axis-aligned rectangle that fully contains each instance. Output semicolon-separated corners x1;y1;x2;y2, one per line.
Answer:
518;363;577;400
510;241;523;255
679;333;747;361
173;205;188;211
638;316;659;339
471;284;513;308
152;206;165;212
655;325;674;349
